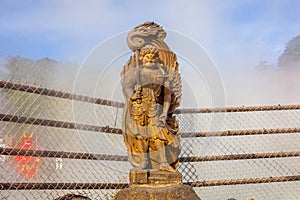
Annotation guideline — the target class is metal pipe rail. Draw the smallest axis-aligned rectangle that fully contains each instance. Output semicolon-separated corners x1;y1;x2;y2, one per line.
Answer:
1;147;299;162
0;182;128;190
0;80;124;108
1;176;299;190
0;147;128;161
179;151;300;162
187;175;300;188
1;80;300;113
0;113;122;134
181;128;300;137
175;104;300;114
1;113;299;137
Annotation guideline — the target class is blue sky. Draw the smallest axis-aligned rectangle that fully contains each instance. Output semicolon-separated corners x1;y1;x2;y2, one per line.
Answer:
1;0;299;67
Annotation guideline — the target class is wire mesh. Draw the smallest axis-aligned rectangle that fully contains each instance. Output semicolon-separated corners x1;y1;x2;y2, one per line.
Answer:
0;80;299;200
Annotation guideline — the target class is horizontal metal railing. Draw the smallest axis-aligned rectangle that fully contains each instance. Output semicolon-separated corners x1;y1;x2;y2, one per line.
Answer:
1;113;299;138
1;80;299;196
1;147;299;162
1;175;299;190
1;80;300;113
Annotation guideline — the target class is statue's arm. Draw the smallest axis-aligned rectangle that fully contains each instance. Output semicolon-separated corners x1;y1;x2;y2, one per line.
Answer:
122;87;134;100
121;69;137;100
160;83;171;124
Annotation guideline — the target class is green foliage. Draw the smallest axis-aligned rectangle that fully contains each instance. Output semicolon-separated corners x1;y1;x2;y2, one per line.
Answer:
6;56;56;86
0;57;58;147
3;56;57;117
277;35;300;70
256;60;273;71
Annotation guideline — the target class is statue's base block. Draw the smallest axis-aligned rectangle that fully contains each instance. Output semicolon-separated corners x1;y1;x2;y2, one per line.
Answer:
130;168;182;185
116;169;200;200
115;184;200;200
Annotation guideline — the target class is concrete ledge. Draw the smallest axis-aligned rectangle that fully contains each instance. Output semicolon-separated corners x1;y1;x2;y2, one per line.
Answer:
115;184;200;200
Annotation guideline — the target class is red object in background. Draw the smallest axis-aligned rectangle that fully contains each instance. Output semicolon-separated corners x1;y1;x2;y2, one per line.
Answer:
15;133;41;180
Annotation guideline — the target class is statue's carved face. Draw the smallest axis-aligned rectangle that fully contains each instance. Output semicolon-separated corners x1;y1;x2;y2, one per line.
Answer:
142;52;158;66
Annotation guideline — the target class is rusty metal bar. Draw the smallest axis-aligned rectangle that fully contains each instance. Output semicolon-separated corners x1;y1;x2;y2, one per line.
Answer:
1;176;299;190
1;80;300;113
181;127;300;138
0;182;128;190
187;175;300;187
0;80;124;108
175;104;300;114
1;113;299;138
1;147;298;162
179;151;300;162
0;147;128;161
0;113;122;134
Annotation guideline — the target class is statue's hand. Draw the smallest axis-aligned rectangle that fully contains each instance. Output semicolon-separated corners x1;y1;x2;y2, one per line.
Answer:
158;113;167;127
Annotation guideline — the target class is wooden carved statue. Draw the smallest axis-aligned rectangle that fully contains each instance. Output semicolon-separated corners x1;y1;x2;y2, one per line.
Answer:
121;22;182;172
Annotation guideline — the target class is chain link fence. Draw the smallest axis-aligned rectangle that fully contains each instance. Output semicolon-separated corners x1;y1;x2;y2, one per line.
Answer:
0;80;299;200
